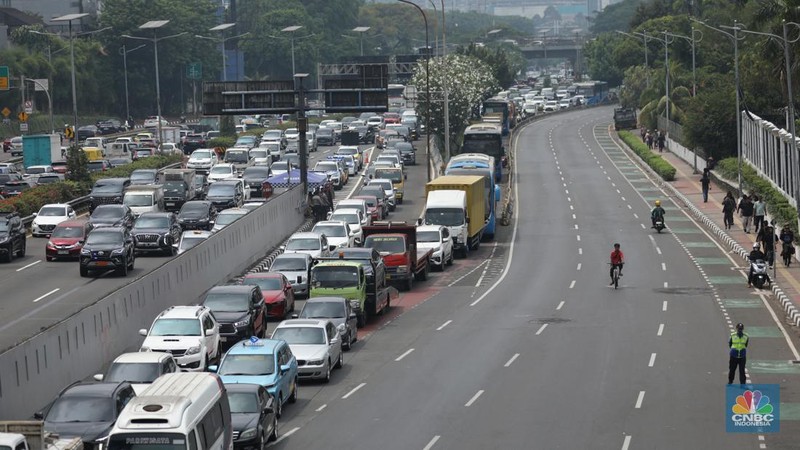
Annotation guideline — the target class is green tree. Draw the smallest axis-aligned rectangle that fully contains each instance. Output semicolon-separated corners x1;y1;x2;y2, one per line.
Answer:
65;146;90;184
683;73;737;159
589;0;644;34
458;43;524;88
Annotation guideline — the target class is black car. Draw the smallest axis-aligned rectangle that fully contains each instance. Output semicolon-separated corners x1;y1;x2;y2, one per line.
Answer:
242;166;271;198
396;142;416;165
0;212;26;262
194;174;209;199
178;200;217;230
131;212;182;256
354;126;376;144
96;119;124;135
87;160;112;173
79;227;135;277
316;127;335;146
89;177;131;211
77;125;99;142
36;381;135;450
201;285;267;349
0;180;31;197
226;384;278;449
183;134;206;154
89;204;135;229
206;180;244;211
130;169;159;186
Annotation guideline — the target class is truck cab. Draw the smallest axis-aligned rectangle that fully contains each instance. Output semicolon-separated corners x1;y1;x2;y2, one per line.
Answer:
310;261;368;324
362;222;432;291
160;169;196;212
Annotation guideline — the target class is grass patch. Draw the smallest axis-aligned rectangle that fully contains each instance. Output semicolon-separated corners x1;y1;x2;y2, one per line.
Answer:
619;130;676;181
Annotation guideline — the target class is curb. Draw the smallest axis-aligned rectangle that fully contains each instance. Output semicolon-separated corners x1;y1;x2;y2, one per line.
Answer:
612;128;800;328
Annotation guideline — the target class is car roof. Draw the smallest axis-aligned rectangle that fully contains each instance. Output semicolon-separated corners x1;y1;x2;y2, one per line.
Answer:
137;212;172;218
227;338;282;353
56;219;89;228
274;319;328;328
244;272;283;279
157;305;208;319
209;285;258;295
304;296;347;304
40;203;70;208
273;252;310;261
331;208;360;215
417;224;444;233
112;351;172;364
182;230;213;238
218;208;249;215
314;221;346;227
290;231;322;239
61;381;128;397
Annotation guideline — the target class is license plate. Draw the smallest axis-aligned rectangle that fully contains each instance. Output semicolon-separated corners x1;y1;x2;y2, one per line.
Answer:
57;250;69;255
96;261;109;266
166;202;175;206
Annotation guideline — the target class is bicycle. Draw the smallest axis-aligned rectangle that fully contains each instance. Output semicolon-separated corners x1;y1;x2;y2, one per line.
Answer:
609;263;621;289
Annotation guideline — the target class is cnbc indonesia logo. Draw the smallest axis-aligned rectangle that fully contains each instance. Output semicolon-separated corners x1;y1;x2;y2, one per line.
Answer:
728;387;779;433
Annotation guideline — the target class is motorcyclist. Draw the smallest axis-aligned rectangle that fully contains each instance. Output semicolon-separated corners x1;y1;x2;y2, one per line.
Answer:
651;200;666;229
748;243;766;288
609;243;624;286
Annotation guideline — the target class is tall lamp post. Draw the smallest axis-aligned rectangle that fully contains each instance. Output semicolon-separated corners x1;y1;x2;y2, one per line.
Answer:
196;23;250;81
51;13;89;142
664;28;703;172
693;19;745;195
124;21;187;147
440;0;450;161
426;0;439;55
616;30;649;87
119;44;146;124
352;26;371;56
282;26;304;77
636;31;672;123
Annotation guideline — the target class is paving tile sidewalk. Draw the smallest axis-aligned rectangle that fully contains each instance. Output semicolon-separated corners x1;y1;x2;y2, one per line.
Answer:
649;144;800;328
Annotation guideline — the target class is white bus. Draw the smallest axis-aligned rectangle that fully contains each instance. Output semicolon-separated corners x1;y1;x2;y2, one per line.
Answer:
107;373;233;450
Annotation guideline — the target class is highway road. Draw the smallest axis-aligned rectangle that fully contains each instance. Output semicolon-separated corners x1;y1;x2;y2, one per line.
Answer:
267;107;800;449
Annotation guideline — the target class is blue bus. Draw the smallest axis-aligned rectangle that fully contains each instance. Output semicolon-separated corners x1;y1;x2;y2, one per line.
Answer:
481;98;515;135
461;123;504;182
574;81;609;105
445;153;500;239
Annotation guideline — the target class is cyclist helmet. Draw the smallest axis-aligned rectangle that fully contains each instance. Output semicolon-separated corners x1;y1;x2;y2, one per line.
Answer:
655;200;661;207
613;243;620;248
753;243;760;250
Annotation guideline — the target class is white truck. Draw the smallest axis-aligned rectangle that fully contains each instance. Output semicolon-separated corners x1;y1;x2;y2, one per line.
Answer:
160;127;181;145
0;421;82;450
422;189;469;255
123;185;165;217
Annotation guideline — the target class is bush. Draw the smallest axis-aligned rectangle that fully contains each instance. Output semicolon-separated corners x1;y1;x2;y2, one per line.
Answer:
208;137;236;149
0;181;87;217
619;130;676;181
90;154;183;183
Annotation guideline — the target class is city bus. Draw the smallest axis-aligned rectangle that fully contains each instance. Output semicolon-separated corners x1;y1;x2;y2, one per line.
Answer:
445;153;501;239
574;81;609;105
460;123;504;182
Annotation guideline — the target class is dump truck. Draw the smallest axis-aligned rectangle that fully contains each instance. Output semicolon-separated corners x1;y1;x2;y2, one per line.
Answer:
362;222;433;291
424;175;485;257
613;107;637;130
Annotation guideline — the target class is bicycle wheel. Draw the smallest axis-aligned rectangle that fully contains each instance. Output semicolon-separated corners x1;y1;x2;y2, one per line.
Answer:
614;268;619;289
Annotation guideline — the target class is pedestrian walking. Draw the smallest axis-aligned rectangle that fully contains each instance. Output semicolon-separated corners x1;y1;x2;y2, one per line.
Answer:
640;126;646;142
706;155;716;170
657;130;666;153
701;169;711;203
780;224;795;267
757;220;777;267
728;323;749;386
738;195;754;233
753;195;767;234
722;191;736;230
311;189;329;222
645;131;654;149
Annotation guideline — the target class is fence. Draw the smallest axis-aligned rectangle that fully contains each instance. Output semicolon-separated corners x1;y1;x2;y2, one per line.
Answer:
741;111;799;208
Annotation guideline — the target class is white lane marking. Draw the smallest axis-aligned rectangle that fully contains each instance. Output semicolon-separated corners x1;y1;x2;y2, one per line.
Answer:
657;323;665;336
423;436;441;450
616;189;621;194
578;248;583;255
662;301;668;311
569;280;576;289
504;353;520;367
656;247;662;255
663;281;669;288
640;223;646;229
621;196;626;201
557;301;565;310
536;324;548;335
574;224;579;230
627;204;632;209
758;294;800;360
33;288;60;303
436;320;452;331
315;404;327;412
567;196;572;202
395;348;415;361
576;263;582;271
633;213;639;219
570;205;574;210
661;262;667;271
450;260;489;287
576;235;581;241
270;427;300;445
342;382;366;399
621;435;632;450
572;214;577;219
16;260;41;272
464;390;484;407
635;391;646;409
648;353;657;367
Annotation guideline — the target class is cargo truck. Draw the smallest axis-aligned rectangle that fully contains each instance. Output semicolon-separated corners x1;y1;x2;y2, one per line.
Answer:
613;107;637;130
362;222;432;291
160;169;196;212
0;421;82;450
424;175;485;257
22;135;61;169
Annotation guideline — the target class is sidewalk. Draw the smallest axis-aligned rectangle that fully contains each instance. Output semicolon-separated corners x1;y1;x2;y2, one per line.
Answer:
651;144;800;328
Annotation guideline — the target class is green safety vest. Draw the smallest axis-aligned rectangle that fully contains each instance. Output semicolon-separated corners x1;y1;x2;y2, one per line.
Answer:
730;333;749;358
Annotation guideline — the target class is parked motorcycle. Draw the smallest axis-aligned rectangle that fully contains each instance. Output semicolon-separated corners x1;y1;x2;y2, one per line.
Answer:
750;259;771;289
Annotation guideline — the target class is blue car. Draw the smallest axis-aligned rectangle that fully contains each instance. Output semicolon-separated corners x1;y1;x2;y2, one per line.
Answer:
211;337;299;418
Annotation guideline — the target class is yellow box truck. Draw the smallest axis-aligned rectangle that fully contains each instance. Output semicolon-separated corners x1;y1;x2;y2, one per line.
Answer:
424;175;485;257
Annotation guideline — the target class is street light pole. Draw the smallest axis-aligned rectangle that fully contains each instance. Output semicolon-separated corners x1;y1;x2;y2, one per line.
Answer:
282;26;304;81
52;13;88;142
440;0;450;161
352;27;371;57
664;28;704;172
119;44;145;124
197;24;250;82
25;78;53;133
617;30;650;87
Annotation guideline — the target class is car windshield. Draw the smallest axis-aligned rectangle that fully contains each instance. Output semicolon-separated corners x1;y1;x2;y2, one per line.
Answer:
270;257;306;271
27;167;48;174
86;231;123;245
207;184;235;196
131;172;155;182
338;147;358;155
363;236;405;253
210;166;232;175
135;217;169;228
313;224;345;237
194;177;206;187
92;207;124;219
243;168;270;178
180;203;208;215
37;176;61;184
204;293;250;312
228;392;259;414
107;433;189;450
179;235;207;251
375;170;401;183
191;151;212;159
105;362;160;383
312;266;359;288
163;181;185;193
226;151;249;163
39;206;66;216
272;162;289;171
300;302;345;319
264;131;282;138
46;397;113;423
150;318;201;336
417;231;441;242
272;327;326;345
357;197;376;208
317;129;333;136
315;163;338;172
124;194;153;207
250;150;268;159
52;225;84;238
361;187;384;199
92;182;121;194
286;238;319;251
286;128;298;135
218;354;274;376
330;213;358;225
425;207;465;226
243;277;282;291
216;212;245;225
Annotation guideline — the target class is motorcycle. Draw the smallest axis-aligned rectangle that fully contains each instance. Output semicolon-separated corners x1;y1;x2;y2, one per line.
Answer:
750;259;771;289
653;218;665;233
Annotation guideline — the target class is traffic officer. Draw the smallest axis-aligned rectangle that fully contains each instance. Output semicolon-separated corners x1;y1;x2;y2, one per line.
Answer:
728;323;749;385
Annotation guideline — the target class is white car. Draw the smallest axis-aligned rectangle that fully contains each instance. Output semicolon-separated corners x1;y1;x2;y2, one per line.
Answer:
543;101;560;112
328;209;365;245
177;230;212;255
143;116;168;128
284;231;332;258
32;203;77;237
417;224;454;269
270;319;343;382
258;142;283;162
212;208;249;232
313;220;356;249
24;165;54;179
335;146;362;169
248;148;271;165
368;178;397;210
187;148;219;172
139;305;221;372
367;116;384;129
334;199;370;227
284;128;300;141
93;352;178;394
270;161;294;177
522;103;538;118
207;163;237;183
558;99;571;110
159;143;181;155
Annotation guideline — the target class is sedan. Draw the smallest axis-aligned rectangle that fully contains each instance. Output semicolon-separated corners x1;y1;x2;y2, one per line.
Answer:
208;163;237;183
89;204;134;229
312;221;355;249
178;200;216;231
177;230;212;255
270;319;343;383
242;273;296;320
296;297;358;351
227;384;278;448
45;220;94;261
32;204;77;237
212;208;249;232
327;209;364;245
1;180;31;197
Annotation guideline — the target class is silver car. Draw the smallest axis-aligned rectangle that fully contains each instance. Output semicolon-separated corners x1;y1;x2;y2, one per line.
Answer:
270;319;343;383
269;253;313;298
295;297;357;350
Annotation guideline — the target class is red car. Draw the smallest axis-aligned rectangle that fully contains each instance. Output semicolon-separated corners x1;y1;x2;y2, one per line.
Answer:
354;195;383;221
383;112;401;124
241;272;295;319
45;220;94;261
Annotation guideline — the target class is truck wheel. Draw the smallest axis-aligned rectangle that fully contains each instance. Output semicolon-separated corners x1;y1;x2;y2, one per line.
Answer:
421;264;429;281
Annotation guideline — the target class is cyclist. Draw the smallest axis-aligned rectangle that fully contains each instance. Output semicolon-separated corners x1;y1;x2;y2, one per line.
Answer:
610;243;624;286
651;200;666;229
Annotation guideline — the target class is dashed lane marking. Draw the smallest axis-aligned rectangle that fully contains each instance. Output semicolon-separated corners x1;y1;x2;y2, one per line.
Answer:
504;353;520;367
436;320;452;331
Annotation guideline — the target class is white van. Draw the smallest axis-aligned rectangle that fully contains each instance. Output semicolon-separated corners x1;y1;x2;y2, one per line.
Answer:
107;372;233;450
123;185;165;217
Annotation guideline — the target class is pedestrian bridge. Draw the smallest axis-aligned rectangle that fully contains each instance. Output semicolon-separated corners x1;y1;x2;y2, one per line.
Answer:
519;40;582;60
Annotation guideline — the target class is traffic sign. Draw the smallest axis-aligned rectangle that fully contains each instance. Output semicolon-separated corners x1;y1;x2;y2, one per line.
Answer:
187;62;202;80
65;127;74;139
24;101;32;114
0;66;8;91
19;123;28;132
1;107;10;117
17;111;28;122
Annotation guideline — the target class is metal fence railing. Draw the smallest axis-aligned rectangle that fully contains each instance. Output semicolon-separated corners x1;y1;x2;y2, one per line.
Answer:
741;111;799;207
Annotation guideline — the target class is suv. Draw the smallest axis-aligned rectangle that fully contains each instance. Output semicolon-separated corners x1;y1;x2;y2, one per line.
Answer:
201;285;267;350
131;212;182;256
0;211;26;262
79;226;135;276
89;177;131;211
207;179;246;211
139;305;221;371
